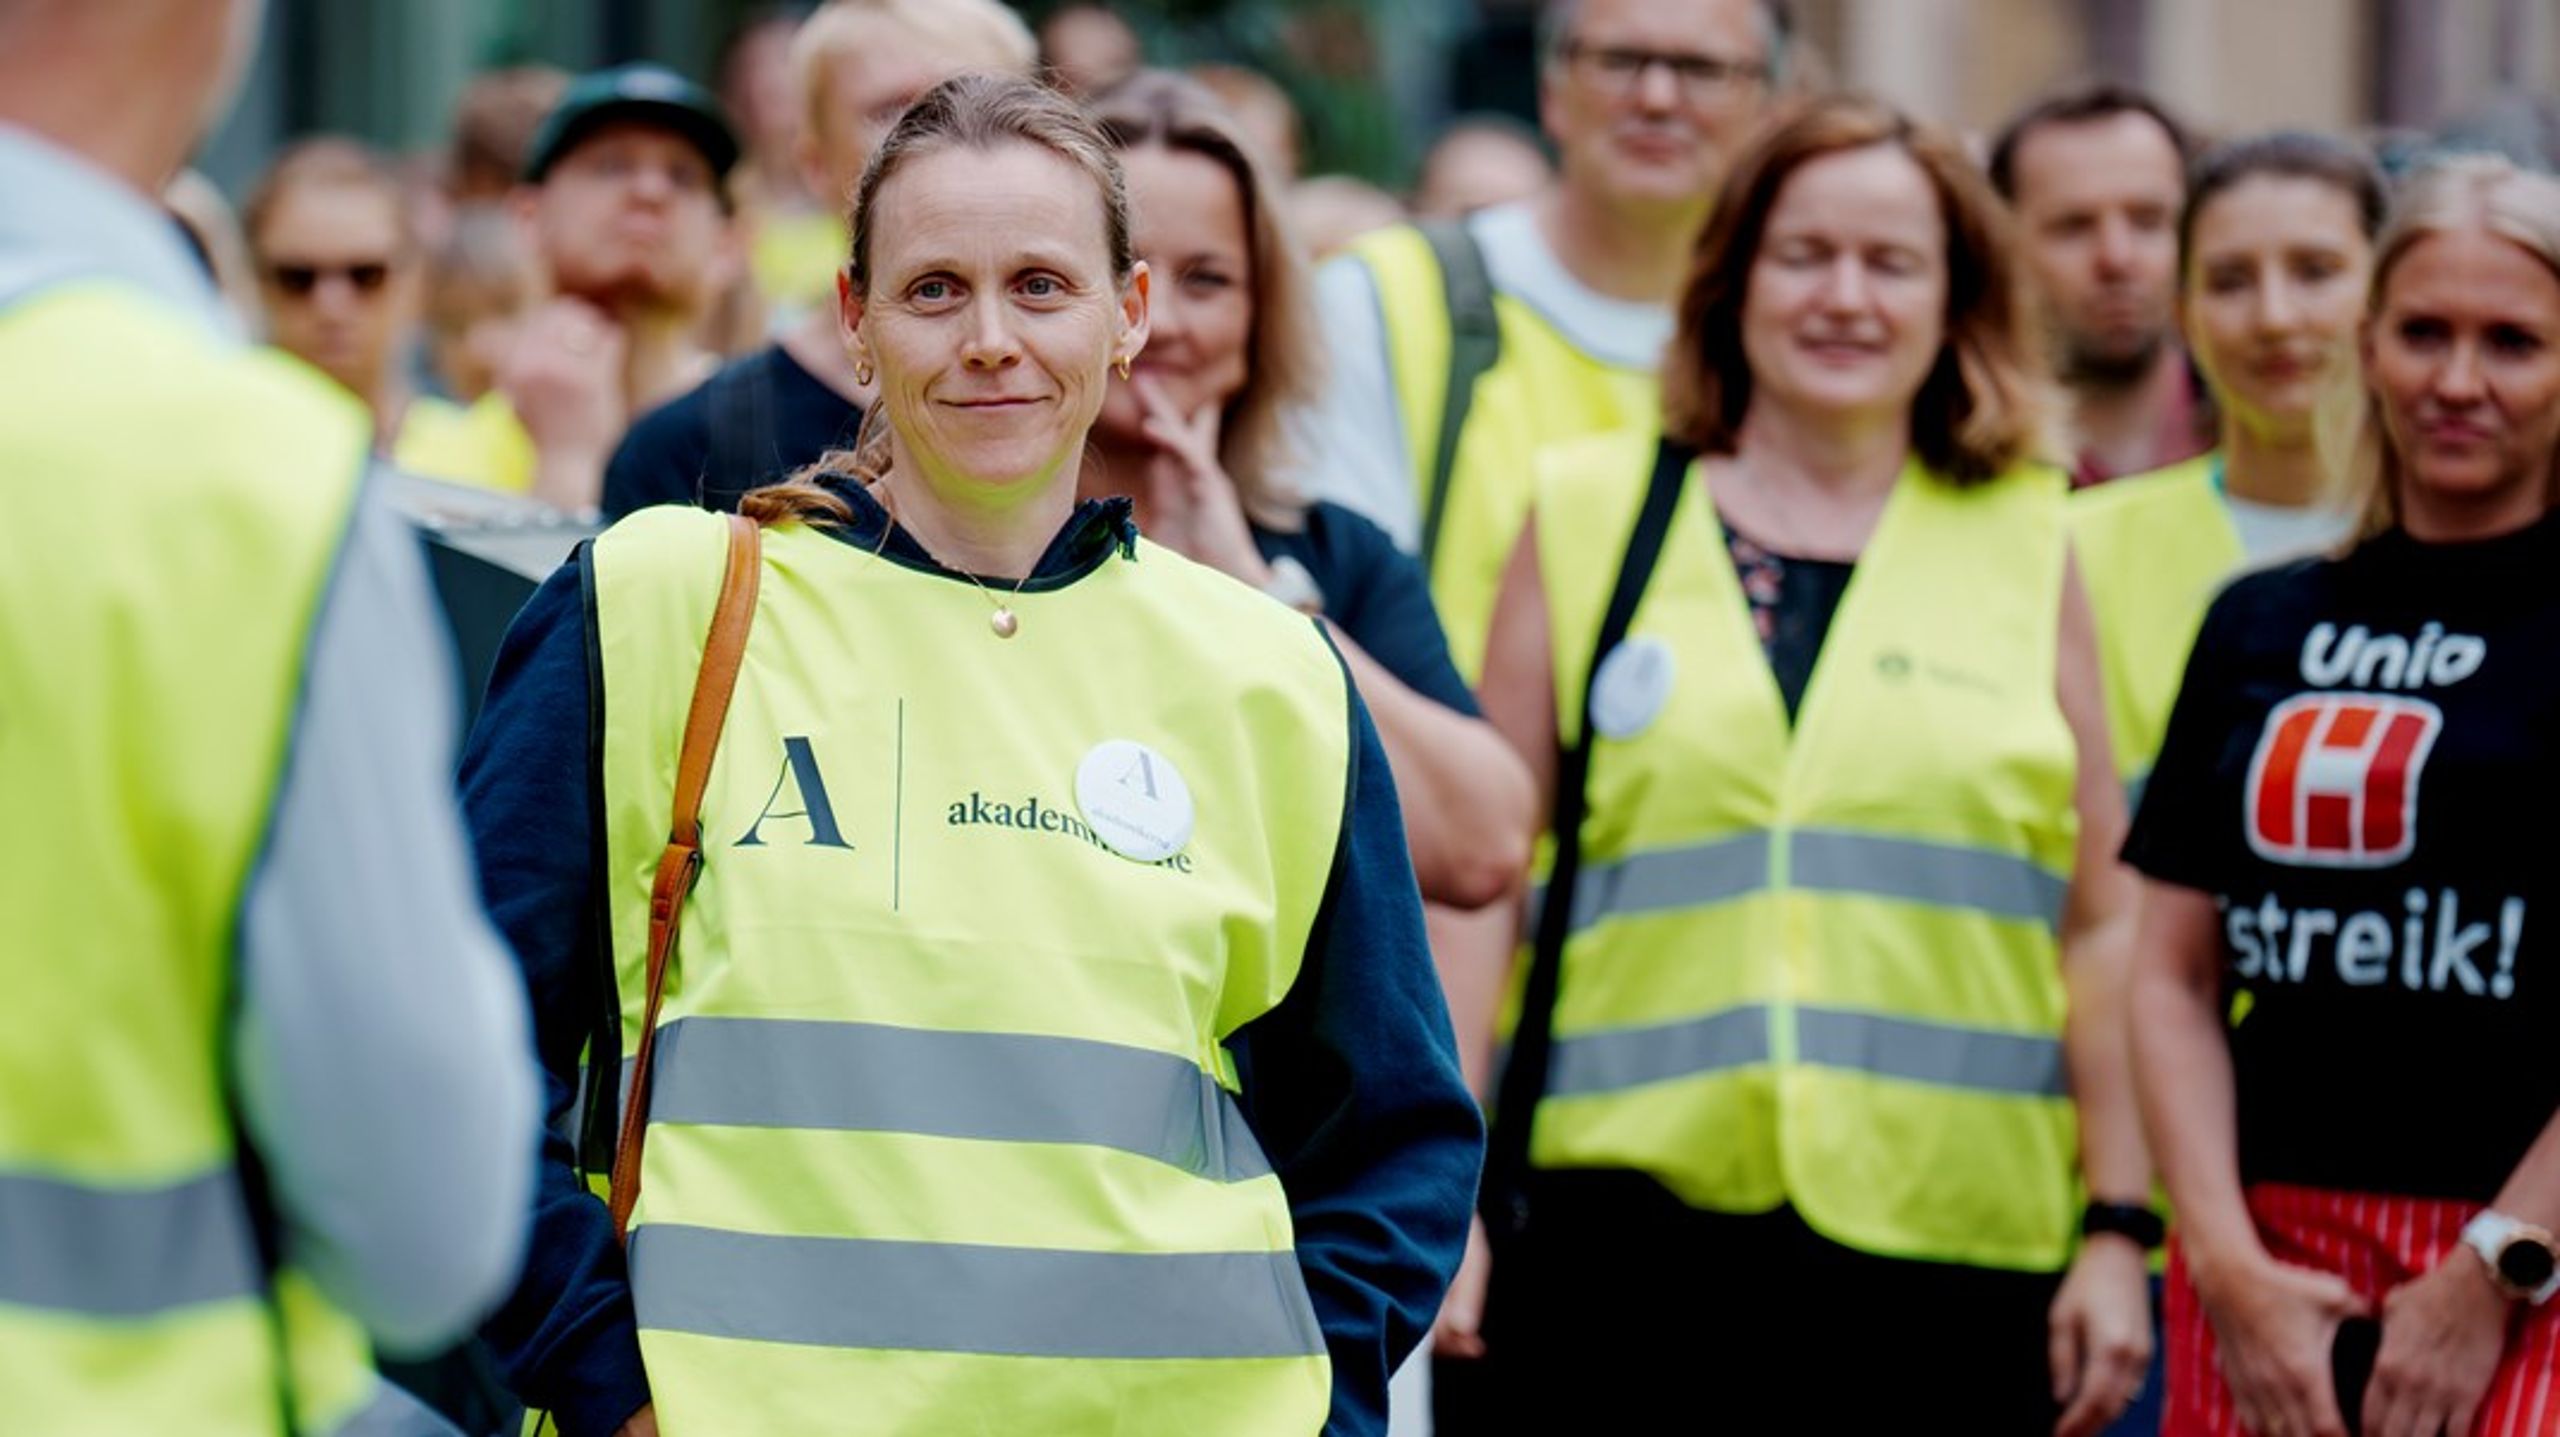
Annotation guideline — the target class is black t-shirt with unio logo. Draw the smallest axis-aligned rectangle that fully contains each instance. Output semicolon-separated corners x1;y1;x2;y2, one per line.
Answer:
2125;509;2560;1202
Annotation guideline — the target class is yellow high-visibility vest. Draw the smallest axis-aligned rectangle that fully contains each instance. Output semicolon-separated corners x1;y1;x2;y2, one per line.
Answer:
1528;430;2082;1272
2068;454;2241;799
1347;223;1658;681
0;280;385;1434
591;507;1354;1433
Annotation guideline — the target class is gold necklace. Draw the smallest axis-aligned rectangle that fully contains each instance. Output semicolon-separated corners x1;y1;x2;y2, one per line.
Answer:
867;480;1035;639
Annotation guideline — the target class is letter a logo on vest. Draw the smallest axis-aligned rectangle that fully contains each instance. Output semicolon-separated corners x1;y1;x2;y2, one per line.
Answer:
736;735;855;849
2244;693;2442;868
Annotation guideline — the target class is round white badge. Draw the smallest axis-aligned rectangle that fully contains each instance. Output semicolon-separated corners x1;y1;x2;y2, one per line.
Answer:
1074;740;1196;864
1588;636;1676;740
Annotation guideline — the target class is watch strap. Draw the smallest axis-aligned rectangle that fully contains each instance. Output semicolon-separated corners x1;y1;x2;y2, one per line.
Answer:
2081;1200;2167;1251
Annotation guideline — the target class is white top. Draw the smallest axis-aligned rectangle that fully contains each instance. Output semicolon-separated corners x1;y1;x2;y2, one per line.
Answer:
2227;492;2356;570
1298;200;1674;551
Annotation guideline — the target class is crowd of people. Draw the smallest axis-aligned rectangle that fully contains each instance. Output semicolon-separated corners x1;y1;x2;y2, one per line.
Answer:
7;0;2560;1434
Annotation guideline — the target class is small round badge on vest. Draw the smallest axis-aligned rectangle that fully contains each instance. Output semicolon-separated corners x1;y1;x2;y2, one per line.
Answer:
1075;740;1195;863
1590;636;1677;740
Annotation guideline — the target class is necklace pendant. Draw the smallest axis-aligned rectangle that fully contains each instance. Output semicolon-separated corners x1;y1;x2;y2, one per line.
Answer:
990;606;1020;639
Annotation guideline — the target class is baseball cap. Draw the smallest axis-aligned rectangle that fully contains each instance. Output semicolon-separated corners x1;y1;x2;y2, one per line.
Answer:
521;64;741;183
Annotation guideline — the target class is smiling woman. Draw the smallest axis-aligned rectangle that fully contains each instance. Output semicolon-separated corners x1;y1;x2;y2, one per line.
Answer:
1471;93;2154;1433
457;72;1481;1437
2127;156;2560;1437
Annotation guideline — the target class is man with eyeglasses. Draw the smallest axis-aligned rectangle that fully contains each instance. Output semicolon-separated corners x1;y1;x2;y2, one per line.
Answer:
475;64;743;515
1303;0;1791;682
244;138;433;455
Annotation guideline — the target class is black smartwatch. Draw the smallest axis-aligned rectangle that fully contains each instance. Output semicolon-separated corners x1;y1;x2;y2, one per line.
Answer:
2081;1200;2166;1251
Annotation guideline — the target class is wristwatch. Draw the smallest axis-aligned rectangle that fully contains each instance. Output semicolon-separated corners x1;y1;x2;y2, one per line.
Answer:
1259;556;1325;616
2461;1210;2560;1304
2081;1200;2167;1251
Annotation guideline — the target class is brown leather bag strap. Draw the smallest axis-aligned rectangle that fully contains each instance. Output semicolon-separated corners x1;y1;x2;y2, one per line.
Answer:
610;512;762;1244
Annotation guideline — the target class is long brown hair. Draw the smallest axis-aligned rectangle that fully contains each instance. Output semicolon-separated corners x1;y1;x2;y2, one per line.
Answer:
1091;68;1323;532
2335;154;2560;541
1661;93;2061;483
747;73;1136;526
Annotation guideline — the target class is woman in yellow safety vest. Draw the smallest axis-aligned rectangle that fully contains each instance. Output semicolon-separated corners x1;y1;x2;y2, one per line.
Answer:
1467;94;2152;1434
2073;131;2387;798
458;74;1481;1437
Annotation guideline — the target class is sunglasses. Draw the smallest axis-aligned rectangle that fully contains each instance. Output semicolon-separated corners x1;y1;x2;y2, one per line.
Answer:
266;260;394;297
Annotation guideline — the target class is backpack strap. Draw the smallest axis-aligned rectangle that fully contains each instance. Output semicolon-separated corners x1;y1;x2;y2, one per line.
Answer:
1484;436;1693;1242
1414;219;1502;569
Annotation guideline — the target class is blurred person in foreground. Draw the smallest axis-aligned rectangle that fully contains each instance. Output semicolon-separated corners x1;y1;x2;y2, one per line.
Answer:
602;0;1036;520
2131;153;2560;1437
2074;132;2386;801
0;0;539;1432
429;64;743;513
1413;115;1554;222
1041;0;1142;98
463;73;1479;1436
1473;94;2152;1434
1991;84;2212;488
1307;0;1793;678
1089;69;1535;911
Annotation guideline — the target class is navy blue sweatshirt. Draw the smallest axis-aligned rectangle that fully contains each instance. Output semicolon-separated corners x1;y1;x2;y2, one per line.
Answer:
459;488;1483;1437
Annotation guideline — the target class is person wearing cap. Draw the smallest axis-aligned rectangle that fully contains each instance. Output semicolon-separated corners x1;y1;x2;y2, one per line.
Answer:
403;64;745;514
600;0;1039;520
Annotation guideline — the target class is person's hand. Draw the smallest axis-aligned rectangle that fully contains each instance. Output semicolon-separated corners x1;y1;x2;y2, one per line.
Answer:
499;297;628;469
2050;1233;2153;1436
613;1403;658;1437
1432;1215;1492;1360
1131;374;1267;584
2363;1251;2511;1437
2197;1252;2369;1437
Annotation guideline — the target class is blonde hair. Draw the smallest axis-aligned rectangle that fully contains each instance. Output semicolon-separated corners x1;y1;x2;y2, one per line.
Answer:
1663;93;2063;482
789;0;1037;145
2333;154;2560;541
748;74;1133;528
1093;69;1324;531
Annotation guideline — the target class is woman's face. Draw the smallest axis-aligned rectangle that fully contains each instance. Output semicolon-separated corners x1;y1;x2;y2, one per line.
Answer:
2363;226;2560;528
1097;144;1254;443
2182;174;2372;445
845;142;1148;501
1739;143;1949;430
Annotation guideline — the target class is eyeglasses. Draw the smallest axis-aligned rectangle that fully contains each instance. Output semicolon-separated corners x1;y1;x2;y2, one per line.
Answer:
1561;41;1769;101
265;261;393;297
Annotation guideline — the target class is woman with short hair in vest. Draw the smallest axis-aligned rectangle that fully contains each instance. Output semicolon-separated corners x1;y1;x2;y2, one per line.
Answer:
2131;154;2560;1437
459;74;1481;1437
1471;93;2153;1432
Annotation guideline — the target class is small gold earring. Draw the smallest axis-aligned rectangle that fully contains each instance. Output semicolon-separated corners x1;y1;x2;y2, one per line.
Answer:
1114;354;1131;381
854;358;874;387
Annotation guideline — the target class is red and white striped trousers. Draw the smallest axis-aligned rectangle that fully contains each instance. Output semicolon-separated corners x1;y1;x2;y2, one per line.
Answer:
2165;1183;2560;1436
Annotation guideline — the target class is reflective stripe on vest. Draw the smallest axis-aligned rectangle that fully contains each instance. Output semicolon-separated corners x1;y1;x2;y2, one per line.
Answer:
0;279;381;1435
0;1169;262;1317
2069;455;2239;793
592;509;1350;1434
1349;223;1659;681
1528;429;2081;1272
631;1225;1323;1359
645;1016;1275;1182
